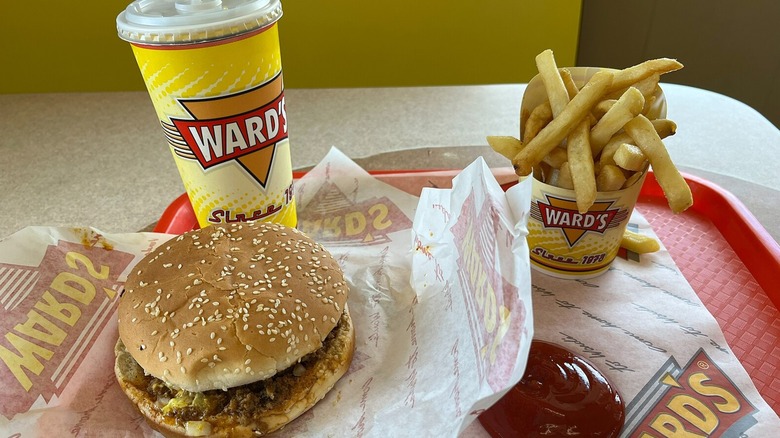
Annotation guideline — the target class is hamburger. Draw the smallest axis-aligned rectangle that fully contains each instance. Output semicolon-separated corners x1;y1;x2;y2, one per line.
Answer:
114;222;354;437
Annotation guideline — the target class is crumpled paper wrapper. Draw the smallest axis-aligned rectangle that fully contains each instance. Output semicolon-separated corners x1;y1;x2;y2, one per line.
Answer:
0;148;533;437
2;147;778;437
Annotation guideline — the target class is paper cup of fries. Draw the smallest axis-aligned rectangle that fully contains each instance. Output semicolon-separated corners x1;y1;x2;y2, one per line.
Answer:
489;51;692;278
525;168;647;278
521;66;666;279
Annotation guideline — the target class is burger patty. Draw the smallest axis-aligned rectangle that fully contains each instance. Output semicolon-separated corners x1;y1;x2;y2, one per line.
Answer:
119;311;352;429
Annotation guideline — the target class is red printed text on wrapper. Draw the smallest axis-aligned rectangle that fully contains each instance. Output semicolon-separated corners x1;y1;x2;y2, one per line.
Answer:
297;181;411;245
0;240;134;419
452;191;527;391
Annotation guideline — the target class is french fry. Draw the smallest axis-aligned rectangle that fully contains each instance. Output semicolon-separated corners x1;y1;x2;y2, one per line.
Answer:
633;73;661;114
557;162;574;189
613;143;647;171
596;164;627;191
541;147;568;168
608;58;683;94
513;70;614;176
596;133;632;168
487;135;523;161
567;120;597;213
621;229;661;254
590;87;645;155
523;102;553;144
593;99;616;119
559;68;580;99
597;120;676;169
606;72;659;101
633;73;660;95
651;119;677;138
624;114;693;213
536;49;570;117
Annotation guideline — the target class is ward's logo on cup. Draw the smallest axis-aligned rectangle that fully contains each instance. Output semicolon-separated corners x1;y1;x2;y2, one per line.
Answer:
526;173;644;278
163;73;287;189
532;195;628;247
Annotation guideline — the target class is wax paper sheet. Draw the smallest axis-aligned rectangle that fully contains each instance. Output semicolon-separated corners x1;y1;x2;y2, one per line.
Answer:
0;148;534;437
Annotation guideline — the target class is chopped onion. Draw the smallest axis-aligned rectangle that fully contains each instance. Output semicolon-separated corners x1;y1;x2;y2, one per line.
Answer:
155;397;171;408
185;421;212;436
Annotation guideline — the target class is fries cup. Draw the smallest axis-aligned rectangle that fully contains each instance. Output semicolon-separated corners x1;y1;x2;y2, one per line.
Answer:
525;171;646;278
521;67;666;279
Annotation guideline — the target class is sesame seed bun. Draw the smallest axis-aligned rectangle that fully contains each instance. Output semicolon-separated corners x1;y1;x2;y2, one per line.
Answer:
115;222;353;435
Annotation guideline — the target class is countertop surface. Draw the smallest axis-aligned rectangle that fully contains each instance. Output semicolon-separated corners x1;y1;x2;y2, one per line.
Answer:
1;83;778;243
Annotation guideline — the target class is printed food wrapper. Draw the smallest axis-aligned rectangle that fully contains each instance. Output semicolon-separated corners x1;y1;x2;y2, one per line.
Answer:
3;147;779;437
0;148;533;437
522;66;664;279
525;216;780;437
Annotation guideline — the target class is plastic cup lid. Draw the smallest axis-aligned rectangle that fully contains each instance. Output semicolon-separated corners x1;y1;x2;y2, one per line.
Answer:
117;0;282;44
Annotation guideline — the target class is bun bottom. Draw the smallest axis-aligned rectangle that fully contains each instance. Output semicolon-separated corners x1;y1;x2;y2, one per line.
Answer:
115;307;355;437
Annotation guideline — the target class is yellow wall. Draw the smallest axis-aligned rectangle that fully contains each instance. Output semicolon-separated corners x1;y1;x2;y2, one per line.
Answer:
0;1;580;93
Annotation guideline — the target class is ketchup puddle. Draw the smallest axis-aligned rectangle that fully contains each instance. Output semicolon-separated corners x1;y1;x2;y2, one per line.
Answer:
480;340;625;437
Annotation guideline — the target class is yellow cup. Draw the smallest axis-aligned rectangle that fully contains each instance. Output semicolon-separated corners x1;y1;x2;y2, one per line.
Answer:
521;67;665;279
117;0;296;229
526;172;647;278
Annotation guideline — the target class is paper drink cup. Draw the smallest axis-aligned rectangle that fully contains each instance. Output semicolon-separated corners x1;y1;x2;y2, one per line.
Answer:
521;67;666;279
117;0;296;229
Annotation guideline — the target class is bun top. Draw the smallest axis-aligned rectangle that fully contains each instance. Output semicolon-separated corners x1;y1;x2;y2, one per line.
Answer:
118;222;349;392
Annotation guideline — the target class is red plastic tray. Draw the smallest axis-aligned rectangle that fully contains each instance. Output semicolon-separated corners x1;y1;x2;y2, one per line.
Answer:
153;170;780;414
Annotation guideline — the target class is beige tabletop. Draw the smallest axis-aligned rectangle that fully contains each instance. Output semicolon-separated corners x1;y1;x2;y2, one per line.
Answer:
0;84;778;245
